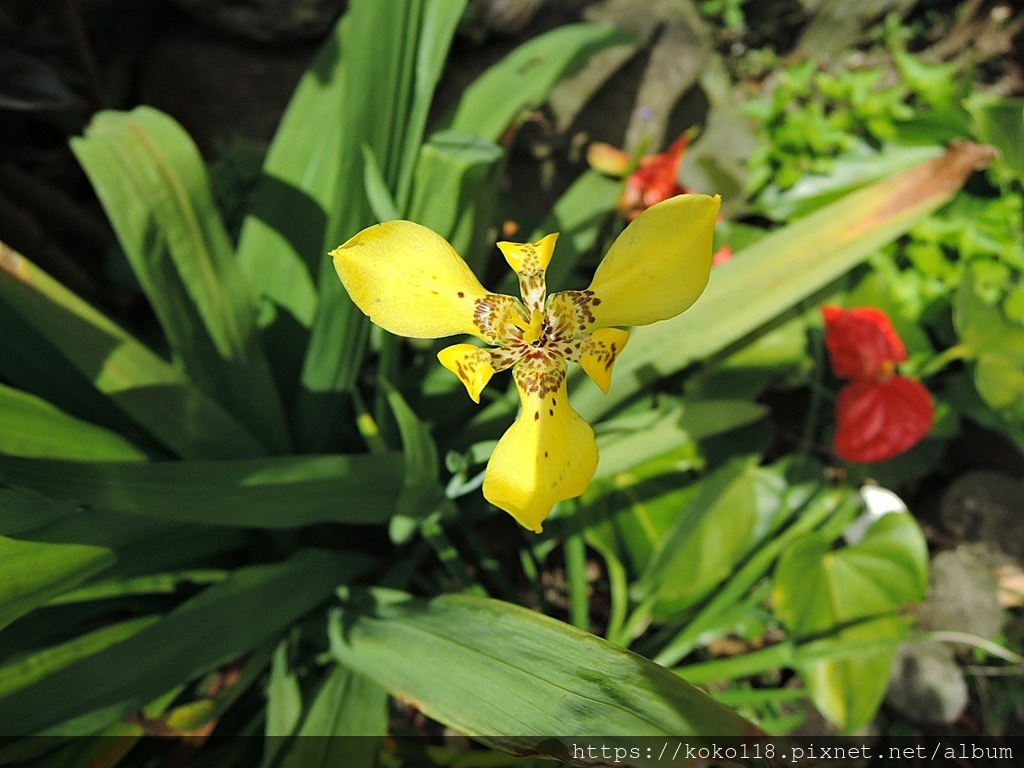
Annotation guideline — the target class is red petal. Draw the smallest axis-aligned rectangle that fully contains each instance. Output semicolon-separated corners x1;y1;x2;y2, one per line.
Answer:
618;135;690;221
822;305;908;379
833;377;935;463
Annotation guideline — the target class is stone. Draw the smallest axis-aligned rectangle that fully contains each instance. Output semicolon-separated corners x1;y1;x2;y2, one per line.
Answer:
886;640;968;724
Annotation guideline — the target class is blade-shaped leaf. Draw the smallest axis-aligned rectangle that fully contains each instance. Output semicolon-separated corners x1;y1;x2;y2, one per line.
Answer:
445;24;637;141
0;383;145;462
0;535;115;632
71;107;289;453
0;242;267;459
0;550;369;737
0;453;406;528
296;0;467;450
329;591;762;752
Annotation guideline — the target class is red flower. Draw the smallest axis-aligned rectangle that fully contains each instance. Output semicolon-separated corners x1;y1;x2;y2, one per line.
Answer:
618;135;690;221
822;305;934;463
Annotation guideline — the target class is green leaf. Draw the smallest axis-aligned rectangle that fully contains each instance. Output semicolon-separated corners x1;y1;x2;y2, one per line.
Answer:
594;399;764;481
0;617;159;699
0;487;77;536
70;107;289;454
0;453;405;528
968;96;1024;180
329;591;761;750
568;142;996;421
638;458;781;619
379;382;445;543
234;19;344;400
0;550;369;737
0;535;116;632
0;383;146;462
296;0;466;450
754;142;943;221
266;640;303;740
773;513;928;637
446;24;636;142
406;130;502;265
0;243;267;459
772;512;928;729
801;615;910;732
272;664;388;768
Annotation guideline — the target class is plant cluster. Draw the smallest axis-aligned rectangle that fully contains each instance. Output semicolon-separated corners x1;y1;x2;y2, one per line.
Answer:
0;0;1022;762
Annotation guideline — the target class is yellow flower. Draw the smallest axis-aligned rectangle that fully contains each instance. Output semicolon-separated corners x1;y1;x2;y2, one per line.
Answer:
331;194;720;532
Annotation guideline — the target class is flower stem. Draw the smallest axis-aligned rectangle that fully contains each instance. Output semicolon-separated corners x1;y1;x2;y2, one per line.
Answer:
914;343;971;379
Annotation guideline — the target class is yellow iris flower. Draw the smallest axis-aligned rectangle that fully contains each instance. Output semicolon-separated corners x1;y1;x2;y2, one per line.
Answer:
331;193;720;532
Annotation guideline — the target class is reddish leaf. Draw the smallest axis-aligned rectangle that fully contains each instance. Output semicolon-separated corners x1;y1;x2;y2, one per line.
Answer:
823;305;908;379
834;376;935;463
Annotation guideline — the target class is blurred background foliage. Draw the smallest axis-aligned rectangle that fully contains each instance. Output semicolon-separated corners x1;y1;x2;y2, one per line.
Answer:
0;0;1023;764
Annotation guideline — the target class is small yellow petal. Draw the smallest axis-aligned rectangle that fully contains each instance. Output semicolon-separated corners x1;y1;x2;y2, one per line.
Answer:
496;232;558;275
578;328;630;394
586;194;720;328
482;356;598;533
437;344;496;403
331;220;507;341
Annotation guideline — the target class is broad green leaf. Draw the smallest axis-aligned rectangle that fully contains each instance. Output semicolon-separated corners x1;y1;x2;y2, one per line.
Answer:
329;591;762;752
0;383;145;462
71;107;289;454
594;399;764;480
801;615;910;731
637;458;783;619
0;453;406;528
446;24;636;142
0;550;369;737
773;513;928;638
772;512;928;729
568;142;997;421
1;507;182;622
0;535;115;632
0;242;266;459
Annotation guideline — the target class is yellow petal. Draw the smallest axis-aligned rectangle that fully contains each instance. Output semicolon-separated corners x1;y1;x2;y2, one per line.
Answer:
578;328;630;394
586;194;720;328
496;232;557;275
437;344;497;403
482;356;598;533
331;220;514;342
497;232;558;313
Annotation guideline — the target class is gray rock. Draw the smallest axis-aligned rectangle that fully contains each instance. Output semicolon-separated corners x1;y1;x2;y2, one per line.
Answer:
886;640;968;724
917;546;1004;641
940;470;1024;560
